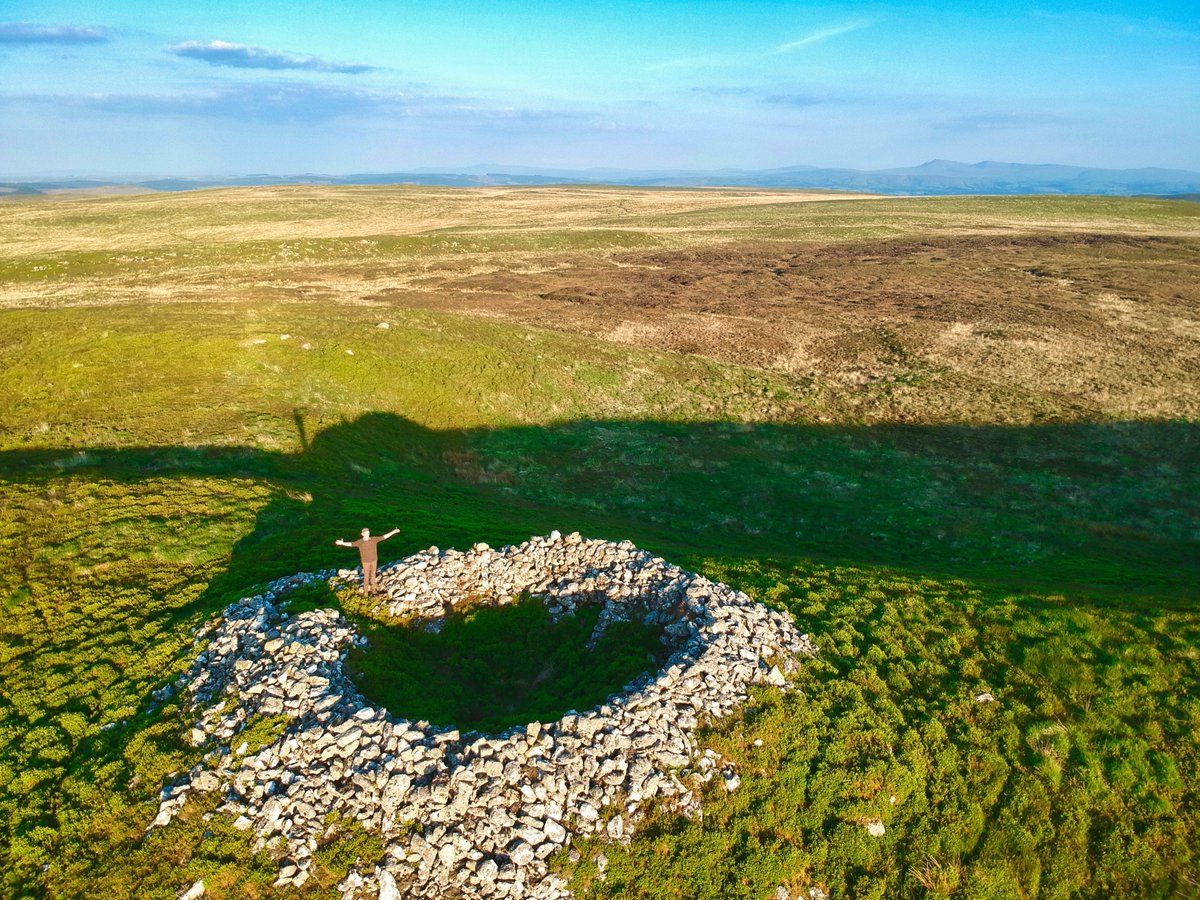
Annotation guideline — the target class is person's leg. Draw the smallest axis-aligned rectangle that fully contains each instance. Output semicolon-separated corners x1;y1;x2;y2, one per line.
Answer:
364;561;378;593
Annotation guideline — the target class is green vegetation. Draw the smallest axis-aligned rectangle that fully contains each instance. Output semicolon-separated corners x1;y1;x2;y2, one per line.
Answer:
567;560;1200;898
346;594;666;733
605;193;1200;237
0;229;663;285
282;579;668;733
0;187;1196;897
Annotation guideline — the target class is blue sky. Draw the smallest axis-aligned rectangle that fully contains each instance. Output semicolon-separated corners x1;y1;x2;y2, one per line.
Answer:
1;1;1197;176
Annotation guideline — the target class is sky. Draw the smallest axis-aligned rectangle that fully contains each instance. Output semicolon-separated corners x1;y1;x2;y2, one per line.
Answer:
1;0;1197;177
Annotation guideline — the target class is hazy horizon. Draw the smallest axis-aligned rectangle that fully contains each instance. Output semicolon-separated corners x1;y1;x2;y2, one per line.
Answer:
2;1;1198;177
5;157;1200;184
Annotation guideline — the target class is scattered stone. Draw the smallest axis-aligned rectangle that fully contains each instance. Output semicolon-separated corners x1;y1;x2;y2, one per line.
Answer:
974;691;996;703
152;534;817;899
865;819;886;837
378;869;401;900
477;858;499;881
178;879;205;900
509;841;535;867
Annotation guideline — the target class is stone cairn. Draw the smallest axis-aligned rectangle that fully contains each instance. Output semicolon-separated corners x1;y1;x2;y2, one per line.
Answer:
153;532;816;899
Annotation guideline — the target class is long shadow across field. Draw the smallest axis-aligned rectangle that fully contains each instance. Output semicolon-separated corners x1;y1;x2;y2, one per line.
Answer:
2;412;1196;608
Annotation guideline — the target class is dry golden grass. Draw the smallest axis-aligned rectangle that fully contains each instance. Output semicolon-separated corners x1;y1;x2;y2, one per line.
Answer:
0;183;871;256
1;185;1197;424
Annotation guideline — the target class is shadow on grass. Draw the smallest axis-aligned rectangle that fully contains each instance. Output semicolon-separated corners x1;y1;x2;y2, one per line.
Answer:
1;409;1195;740
337;592;667;734
1;411;1195;609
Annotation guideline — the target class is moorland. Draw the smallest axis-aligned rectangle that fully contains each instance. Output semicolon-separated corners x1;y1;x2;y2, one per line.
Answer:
0;185;1197;898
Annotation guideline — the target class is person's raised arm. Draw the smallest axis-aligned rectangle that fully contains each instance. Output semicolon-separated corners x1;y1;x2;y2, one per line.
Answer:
333;538;352;547
383;528;400;540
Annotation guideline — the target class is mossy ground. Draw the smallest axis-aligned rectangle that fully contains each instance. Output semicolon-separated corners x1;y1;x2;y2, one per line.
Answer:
0;187;1197;898
283;580;668;734
345;594;666;734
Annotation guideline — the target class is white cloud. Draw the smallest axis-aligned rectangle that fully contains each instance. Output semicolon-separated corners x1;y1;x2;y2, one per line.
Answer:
0;22;109;43
773;21;874;54
647;20;876;71
170;40;375;74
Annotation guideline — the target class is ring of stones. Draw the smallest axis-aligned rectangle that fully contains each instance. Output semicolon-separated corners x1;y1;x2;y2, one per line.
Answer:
157;532;813;899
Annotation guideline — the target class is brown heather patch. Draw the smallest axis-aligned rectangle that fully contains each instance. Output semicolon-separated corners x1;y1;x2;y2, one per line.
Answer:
396;232;1200;422
0;187;1196;427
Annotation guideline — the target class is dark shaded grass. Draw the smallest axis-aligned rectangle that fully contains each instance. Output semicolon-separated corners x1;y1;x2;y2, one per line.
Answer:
344;595;666;734
4;413;1195;604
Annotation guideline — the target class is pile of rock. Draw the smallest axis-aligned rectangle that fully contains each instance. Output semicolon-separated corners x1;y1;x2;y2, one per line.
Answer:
154;532;815;898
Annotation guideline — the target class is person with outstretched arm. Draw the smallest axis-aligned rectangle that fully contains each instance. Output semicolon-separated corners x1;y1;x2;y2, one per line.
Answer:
334;527;398;595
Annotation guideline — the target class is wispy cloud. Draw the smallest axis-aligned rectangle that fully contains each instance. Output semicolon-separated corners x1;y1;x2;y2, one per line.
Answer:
689;85;756;96
2;82;595;128
687;84;847;107
762;92;828;108
772;21;874;54
74;83;430;122
649;20;875;70
930;112;1079;134
0;22;109;43
169;40;375;74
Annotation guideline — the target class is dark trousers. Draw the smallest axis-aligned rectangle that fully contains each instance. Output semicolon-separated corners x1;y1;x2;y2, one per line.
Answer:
362;561;378;593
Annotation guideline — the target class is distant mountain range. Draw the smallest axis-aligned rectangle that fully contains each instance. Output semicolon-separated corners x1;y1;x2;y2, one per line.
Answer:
4;159;1200;198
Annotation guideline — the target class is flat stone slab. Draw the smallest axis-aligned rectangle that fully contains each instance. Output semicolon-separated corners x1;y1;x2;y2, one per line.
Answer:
154;532;816;898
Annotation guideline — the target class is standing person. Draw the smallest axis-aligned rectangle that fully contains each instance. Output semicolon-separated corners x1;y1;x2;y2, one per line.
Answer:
334;527;399;595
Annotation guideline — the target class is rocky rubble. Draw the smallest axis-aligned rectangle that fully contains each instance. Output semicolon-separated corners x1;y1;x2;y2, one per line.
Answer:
154;532;815;898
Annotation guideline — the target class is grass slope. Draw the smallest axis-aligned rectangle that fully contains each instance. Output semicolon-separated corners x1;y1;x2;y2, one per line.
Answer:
0;188;1196;898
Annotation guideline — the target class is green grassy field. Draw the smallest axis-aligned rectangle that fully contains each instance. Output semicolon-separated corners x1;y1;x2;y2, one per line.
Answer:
0;187;1197;898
